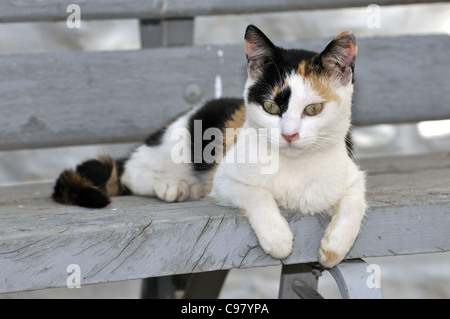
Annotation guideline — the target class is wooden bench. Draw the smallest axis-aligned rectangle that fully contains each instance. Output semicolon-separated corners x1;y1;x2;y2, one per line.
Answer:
1;0;449;298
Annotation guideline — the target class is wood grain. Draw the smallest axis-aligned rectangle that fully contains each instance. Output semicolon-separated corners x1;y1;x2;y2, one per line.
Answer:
0;151;449;293
0;35;448;150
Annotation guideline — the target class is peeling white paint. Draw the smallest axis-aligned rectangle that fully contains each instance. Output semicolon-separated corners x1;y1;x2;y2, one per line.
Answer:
215;74;222;99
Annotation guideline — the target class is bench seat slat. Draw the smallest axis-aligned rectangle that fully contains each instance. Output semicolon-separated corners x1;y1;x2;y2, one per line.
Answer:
0;151;449;293
0;35;449;151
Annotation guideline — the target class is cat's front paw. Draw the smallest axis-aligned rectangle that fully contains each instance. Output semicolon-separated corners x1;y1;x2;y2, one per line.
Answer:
318;236;350;268
256;222;293;260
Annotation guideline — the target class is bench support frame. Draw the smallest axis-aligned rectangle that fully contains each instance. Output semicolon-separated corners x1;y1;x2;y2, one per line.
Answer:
141;259;383;299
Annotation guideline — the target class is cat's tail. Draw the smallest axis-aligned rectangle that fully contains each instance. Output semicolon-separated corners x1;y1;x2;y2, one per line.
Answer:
52;156;129;208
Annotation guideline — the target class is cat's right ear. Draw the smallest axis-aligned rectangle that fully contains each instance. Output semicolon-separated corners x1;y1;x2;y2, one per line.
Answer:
320;31;357;85
244;25;278;79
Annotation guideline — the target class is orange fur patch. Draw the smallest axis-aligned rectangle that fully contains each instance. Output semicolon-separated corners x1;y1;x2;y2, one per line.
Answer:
321;249;339;265
298;60;340;102
52;169;94;205
240;208;248;219
63;169;93;189
222;104;246;156
308;74;340;102
334;30;353;40
297;60;307;76
272;85;282;96
98;156;119;196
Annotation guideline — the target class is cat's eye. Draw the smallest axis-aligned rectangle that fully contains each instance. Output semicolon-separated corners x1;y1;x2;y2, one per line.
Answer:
263;101;280;115
303;103;323;116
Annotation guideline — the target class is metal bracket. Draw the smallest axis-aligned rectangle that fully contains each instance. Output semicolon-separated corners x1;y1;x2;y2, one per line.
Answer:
279;263;323;299
279;259;382;299
328;259;383;299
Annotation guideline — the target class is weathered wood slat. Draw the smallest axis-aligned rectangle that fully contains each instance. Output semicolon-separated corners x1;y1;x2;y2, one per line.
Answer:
0;151;449;293
140;18;195;48
0;0;443;22
0;35;448;151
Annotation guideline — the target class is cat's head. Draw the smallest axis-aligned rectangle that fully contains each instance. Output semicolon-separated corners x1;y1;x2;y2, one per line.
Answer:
243;25;357;157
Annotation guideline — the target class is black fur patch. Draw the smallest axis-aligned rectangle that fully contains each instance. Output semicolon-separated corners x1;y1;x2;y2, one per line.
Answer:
273;87;292;115
76;158;113;191
76;187;111;208
345;129;356;161
52;169;110;208
188;98;244;172
145;127;166;146
52;155;131;208
246;48;319;117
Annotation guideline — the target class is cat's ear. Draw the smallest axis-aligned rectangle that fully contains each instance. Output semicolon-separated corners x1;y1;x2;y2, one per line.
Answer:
244;25;278;79
320;31;357;85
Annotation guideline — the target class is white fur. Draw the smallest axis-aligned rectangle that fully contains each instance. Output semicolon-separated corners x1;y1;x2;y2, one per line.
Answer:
210;72;366;267
121;108;201;202
120;72;366;268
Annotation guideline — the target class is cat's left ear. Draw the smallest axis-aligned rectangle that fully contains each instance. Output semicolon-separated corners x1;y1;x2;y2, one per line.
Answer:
320;31;357;85
244;25;279;80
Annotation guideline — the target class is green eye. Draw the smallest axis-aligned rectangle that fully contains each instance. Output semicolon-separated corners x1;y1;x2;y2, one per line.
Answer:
304;103;323;116
263;101;280;115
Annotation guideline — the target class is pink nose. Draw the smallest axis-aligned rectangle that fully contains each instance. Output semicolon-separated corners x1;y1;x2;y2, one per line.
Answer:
281;133;299;144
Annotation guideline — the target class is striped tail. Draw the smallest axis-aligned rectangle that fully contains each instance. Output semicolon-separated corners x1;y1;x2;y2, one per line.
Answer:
52;156;128;208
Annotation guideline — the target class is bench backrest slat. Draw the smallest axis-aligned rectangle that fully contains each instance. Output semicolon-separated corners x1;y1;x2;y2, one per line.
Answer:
0;0;443;22
0;35;448;151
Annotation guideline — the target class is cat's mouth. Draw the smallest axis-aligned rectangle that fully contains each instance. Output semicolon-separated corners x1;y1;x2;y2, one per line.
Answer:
279;141;308;156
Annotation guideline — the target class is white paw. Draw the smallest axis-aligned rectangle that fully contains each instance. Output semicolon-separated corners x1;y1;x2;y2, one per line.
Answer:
318;236;349;268
154;180;190;202
256;220;293;260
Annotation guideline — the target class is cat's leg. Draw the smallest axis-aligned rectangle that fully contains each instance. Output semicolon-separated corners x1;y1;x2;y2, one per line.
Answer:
212;177;293;259
121;144;200;202
318;169;366;268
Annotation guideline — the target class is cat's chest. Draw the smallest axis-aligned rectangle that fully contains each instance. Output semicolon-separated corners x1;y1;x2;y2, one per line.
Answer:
251;154;347;214
272;169;341;213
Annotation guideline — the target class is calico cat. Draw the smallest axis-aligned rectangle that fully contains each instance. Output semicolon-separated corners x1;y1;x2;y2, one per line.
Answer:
53;25;366;268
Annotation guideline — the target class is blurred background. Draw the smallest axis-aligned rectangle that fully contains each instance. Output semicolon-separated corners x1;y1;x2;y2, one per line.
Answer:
0;2;449;298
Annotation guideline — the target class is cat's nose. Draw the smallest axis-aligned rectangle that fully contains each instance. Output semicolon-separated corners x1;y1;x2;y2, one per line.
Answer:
281;133;299;144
